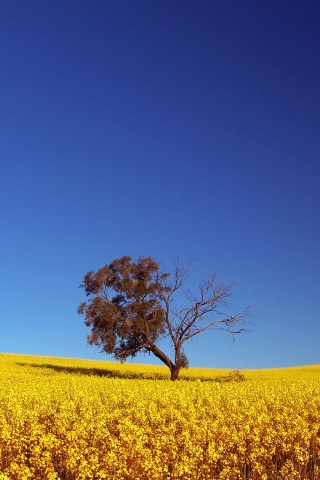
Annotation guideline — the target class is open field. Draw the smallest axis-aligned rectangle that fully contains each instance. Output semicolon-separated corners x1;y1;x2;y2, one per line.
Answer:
0;353;320;479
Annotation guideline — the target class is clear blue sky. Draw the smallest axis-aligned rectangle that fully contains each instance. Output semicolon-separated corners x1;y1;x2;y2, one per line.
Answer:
1;1;319;369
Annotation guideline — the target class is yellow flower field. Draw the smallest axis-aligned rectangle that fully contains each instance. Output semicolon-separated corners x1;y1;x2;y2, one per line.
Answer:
0;354;319;479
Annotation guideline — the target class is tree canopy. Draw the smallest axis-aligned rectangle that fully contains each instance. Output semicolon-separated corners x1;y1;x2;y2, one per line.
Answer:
78;256;251;380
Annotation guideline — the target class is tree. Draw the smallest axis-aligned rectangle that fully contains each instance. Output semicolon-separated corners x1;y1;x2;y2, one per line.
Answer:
78;256;251;381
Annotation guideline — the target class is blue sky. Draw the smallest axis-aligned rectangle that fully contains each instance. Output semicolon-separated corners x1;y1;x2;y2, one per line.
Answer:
1;1;319;369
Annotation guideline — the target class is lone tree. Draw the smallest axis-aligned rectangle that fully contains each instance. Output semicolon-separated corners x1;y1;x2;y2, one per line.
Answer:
78;256;251;381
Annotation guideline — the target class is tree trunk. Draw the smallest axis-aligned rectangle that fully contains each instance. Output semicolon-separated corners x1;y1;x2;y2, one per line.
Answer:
170;364;181;381
146;339;181;381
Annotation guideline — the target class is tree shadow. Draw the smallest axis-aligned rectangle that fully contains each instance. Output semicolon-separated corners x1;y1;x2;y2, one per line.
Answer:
15;362;169;380
16;362;245;382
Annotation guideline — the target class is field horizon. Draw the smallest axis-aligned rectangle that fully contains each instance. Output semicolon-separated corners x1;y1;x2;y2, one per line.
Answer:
1;351;320;381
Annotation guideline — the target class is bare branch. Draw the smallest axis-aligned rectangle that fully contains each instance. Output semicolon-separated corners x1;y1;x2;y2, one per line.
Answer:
179;307;252;344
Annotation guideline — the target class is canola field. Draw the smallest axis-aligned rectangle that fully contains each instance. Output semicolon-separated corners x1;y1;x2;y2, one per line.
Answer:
0;354;320;480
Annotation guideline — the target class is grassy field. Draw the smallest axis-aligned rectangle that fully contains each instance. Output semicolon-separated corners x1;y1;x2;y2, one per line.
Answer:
0;353;320;479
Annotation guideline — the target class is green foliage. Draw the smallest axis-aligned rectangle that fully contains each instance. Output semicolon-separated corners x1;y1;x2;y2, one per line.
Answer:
78;256;171;361
179;351;189;369
215;370;245;382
